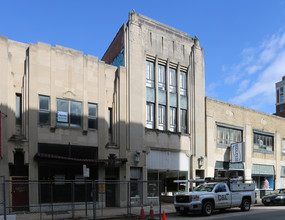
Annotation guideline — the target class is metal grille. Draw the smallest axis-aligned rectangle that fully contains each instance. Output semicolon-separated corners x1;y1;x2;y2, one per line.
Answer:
176;195;191;203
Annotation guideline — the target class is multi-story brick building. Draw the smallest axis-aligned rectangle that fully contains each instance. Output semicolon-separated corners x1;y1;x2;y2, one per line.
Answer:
275;76;285;117
0;10;205;208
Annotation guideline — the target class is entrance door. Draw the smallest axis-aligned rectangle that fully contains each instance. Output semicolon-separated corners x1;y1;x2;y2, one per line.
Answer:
105;167;119;207
105;183;116;207
11;176;29;211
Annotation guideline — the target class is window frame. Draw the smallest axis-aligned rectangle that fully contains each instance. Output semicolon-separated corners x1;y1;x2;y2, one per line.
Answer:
16;93;22;125
180;109;187;133
146;61;154;88
158;105;166;130
169;68;177;93
282;139;285;155
180;71;187;96
158;64;166;90
56;98;82;128
38;95;50;125
169;107;177;132
88;103;98;130
146;102;155;129
253;132;274;153
216;125;243;148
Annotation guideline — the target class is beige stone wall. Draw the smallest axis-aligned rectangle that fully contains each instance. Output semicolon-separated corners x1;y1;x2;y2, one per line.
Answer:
206;97;285;188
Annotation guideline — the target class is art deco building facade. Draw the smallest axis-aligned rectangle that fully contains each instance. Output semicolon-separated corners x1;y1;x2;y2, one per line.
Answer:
0;11;205;207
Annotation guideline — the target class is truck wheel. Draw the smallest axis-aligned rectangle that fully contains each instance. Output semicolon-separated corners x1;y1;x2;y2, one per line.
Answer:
202;201;213;216
241;198;251;211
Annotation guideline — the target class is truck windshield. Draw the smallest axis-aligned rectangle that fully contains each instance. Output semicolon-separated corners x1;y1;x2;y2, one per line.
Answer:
193;184;216;192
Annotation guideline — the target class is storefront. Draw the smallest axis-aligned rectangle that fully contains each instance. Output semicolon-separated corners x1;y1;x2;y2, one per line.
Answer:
147;150;189;196
252;164;275;190
280;166;285;188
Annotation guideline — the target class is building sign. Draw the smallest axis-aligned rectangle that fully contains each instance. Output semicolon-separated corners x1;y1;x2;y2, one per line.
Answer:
83;165;90;178
57;111;68;122
230;142;245;163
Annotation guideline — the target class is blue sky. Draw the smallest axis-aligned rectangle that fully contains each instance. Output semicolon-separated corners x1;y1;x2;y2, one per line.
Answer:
1;0;285;114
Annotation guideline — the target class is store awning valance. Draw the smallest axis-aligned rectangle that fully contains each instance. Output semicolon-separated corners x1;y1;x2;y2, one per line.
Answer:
252;164;274;175
35;152;127;164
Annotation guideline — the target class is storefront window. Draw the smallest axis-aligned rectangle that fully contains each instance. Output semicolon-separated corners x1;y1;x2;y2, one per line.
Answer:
148;170;188;196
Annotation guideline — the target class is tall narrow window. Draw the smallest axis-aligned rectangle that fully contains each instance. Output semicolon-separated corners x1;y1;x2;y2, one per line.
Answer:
169;68;176;93
180;109;187;133
88;103;97;129
158;65;166;90
108;108;112;134
39;95;50;125
16;94;22;125
158;105;166;130
169;107;177;132
146;102;154;129
146;61;154;88
282;139;285;154
180;71;187;96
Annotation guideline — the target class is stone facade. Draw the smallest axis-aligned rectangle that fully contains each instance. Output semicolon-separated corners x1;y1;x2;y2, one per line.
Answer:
206;97;285;194
0;11;205;207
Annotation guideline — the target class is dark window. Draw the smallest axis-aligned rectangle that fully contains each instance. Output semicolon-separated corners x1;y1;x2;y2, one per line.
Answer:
88;103;97;129
108;108;112;134
16;94;22;125
39;95;50;125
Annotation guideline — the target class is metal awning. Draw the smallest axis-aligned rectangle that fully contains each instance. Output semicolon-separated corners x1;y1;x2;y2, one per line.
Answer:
35;152;127;164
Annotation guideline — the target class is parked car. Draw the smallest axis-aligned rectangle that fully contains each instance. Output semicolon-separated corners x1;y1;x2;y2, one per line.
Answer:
262;188;285;206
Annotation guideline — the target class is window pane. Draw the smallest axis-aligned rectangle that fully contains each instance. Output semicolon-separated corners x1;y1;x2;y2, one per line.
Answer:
39;96;49;110
16;94;22;125
180;109;187;133
180;72;187;96
57;99;69;123
39;112;50;124
146;102;154;129
88;103;97;117
158;105;166;130
88;118;97;129
70;101;82;127
169;68;176;93
169;107;176;132
146;61;154;88
158;65;165;90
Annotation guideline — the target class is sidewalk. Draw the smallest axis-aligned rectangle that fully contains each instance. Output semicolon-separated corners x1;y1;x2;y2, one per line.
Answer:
7;200;264;220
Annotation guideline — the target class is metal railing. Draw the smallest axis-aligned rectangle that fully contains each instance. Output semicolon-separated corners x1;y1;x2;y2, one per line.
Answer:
0;179;162;220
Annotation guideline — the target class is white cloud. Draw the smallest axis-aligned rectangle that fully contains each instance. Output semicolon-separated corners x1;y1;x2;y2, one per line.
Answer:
229;51;285;108
223;29;285;113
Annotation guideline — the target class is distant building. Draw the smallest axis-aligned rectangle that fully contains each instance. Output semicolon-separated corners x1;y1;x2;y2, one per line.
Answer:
275;76;285;117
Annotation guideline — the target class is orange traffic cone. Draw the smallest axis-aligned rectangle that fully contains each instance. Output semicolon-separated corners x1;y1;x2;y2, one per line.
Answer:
139;201;146;218
162;210;166;220
149;201;155;219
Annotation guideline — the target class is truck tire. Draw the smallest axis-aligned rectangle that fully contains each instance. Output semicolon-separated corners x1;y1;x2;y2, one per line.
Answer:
241;198;251;211
202;201;214;216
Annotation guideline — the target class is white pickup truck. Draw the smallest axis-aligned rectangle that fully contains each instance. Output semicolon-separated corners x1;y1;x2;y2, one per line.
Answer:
174;179;256;216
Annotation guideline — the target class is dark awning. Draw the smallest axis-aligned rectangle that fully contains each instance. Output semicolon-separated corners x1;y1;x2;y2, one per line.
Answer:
35;152;127;164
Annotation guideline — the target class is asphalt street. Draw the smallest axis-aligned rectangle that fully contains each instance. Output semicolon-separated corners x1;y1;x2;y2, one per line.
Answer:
165;206;285;220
